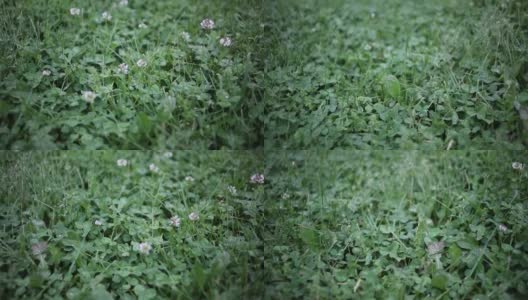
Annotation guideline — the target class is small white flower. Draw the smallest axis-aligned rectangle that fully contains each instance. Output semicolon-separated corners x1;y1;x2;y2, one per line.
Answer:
428;241;445;270
94;220;103;226
188;212;199;221
136;59;147;67
185;176;194;182
31;241;48;257
149;163;159;173
425;219;434;225
116;159;128;167
135;242;152;254
364;44;372;51
219;37;232;47
82;91;96;103
181;31;190;41
498;224;508;232
42;69;51;76
427;241;445;256
281;193;290;200
102;11;112;21
70;8;81;16
163;151;173;158
512;162;525;170
250;173;264;184
200;19;215;30
138;23;148;29
227;185;237;195
169;216;181;227
119;0;128;6
118;63;129;74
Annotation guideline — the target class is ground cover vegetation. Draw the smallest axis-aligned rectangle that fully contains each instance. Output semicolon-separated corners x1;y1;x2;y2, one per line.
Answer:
264;0;528;149
0;0;264;149
1;151;527;299
263;151;528;298
0;151;265;299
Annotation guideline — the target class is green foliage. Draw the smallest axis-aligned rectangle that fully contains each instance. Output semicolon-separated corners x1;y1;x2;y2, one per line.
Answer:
263;0;528;149
264;151;528;299
0;151;265;299
0;0;264;149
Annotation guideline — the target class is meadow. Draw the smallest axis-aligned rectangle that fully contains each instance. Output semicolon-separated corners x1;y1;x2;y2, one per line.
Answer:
1;151;527;299
0;151;265;299
1;0;527;299
1;0;527;150
264;0;528;149
263;151;527;299
1;0;264;149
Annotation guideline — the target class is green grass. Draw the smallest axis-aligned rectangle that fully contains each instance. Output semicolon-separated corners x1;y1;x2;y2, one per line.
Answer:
0;0;264;149
0;151;264;299
1;0;528;298
264;151;528;298
1;0;527;149
1;151;526;299
263;0;528;149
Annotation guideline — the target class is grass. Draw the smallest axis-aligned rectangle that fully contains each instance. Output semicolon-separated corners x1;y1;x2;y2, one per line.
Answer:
2;0;527;150
263;0;528;149
1;0;528;299
0;0;264;149
0;151;265;299
263;151;528;299
1;151;526;299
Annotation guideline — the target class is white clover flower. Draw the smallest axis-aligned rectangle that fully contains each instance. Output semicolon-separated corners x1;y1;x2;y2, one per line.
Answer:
427;241;446;270
281;193;290;200
169;216;181;227
70;8;81;16
200;19;215;30
185;176;194;182
427;241;445;256
42;69;51;76
188;212;199;221
82;91;96;103
219;37;232;47
227;185;237;195
119;0;128;6
250;173;264;184
102;11;112;21
163;151;173;158
94;220;103;226
135;242;152;254
136;59;147;67
181;31;190;41
149;163;159;173
31;241;48;257
117;159;128;167
364;44;372;51
118;63;129;74
512;162;525;170
498;224;508;232
138;23;148;29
